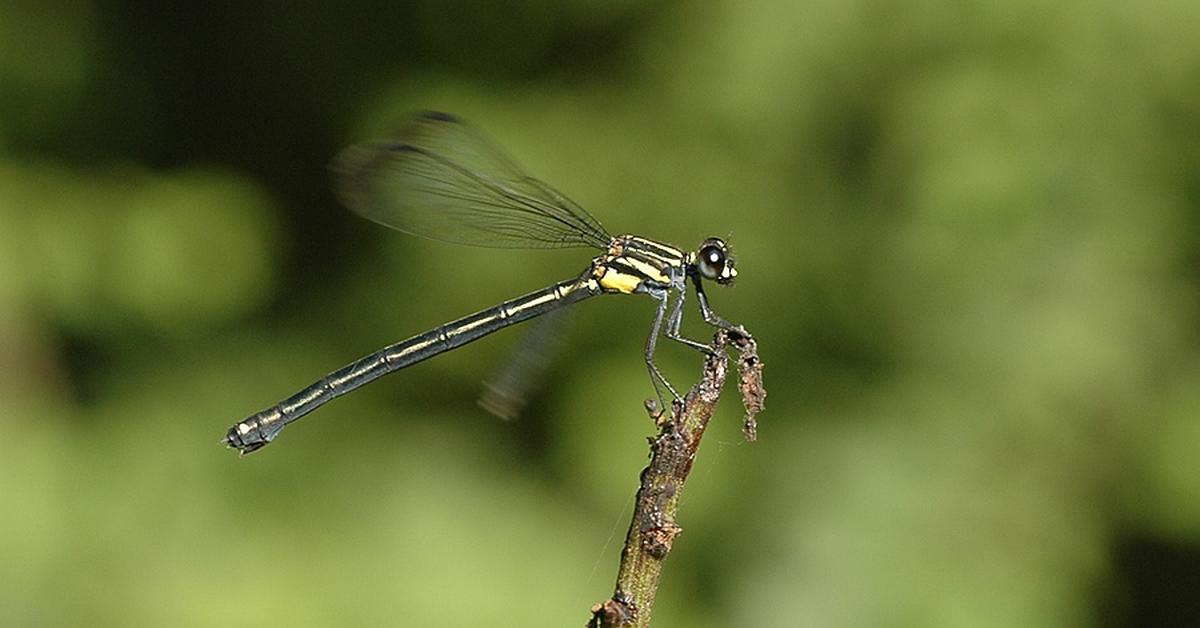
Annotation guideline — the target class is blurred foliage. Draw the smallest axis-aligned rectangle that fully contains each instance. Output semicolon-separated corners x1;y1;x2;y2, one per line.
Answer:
2;1;1199;626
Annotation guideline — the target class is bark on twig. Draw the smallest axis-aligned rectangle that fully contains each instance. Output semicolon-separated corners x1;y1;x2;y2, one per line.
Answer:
588;330;766;628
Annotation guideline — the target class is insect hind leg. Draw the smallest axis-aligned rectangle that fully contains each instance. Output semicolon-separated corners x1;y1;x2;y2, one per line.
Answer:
644;286;681;407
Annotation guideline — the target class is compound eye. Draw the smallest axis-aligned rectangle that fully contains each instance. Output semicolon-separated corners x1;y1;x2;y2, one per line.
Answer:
697;244;725;280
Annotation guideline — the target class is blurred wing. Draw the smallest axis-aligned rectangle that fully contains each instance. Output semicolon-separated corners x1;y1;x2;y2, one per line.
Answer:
478;305;574;420
332;112;611;249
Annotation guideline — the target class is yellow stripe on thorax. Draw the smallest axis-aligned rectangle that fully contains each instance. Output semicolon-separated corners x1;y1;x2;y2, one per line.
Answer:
620;236;686;266
621;256;670;284
595;264;643;294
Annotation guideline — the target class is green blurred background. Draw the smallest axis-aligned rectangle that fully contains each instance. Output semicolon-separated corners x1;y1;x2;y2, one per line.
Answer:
3;1;1199;626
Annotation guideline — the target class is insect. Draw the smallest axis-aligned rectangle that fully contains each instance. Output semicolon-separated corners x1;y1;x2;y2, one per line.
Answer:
225;112;747;454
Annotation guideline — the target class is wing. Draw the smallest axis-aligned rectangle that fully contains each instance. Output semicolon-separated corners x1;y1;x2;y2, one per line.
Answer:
332;111;612;249
478;305;573;420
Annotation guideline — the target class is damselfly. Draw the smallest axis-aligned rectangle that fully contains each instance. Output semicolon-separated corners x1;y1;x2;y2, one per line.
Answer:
225;112;747;454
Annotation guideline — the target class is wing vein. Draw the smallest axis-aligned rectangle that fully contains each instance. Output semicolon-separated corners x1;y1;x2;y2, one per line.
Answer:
332;112;612;250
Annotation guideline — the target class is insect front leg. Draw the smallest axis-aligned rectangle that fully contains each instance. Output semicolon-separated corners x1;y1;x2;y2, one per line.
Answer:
664;283;716;354
692;275;750;338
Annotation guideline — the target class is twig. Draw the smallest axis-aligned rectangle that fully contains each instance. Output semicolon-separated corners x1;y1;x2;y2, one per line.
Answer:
588;330;766;627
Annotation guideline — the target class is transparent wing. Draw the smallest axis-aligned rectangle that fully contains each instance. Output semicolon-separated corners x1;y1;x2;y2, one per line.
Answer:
477;265;597;419
332;111;612;249
478;305;573;420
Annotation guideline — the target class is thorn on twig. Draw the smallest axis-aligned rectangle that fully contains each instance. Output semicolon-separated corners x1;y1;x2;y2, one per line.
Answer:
643;398;667;426
589;595;636;627
641;519;682;559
